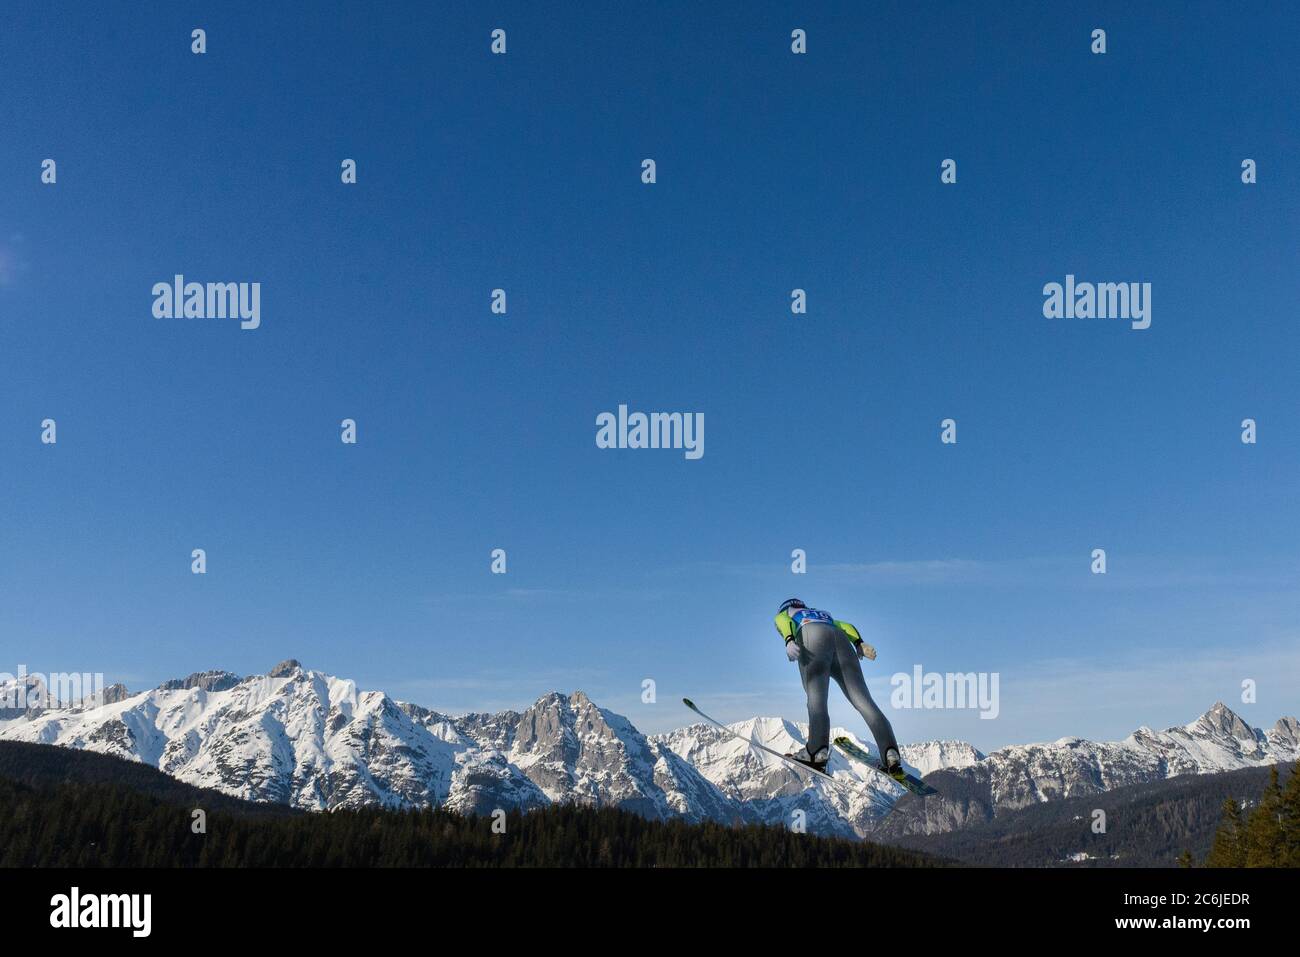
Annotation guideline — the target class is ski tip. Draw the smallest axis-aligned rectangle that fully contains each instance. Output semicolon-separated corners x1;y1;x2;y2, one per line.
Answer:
682;697;695;709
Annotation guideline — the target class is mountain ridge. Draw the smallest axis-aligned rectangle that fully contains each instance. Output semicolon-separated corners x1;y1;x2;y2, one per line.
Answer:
2;660;1295;839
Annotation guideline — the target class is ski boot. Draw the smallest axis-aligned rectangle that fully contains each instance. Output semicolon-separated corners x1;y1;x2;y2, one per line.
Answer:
785;745;830;775
878;747;905;783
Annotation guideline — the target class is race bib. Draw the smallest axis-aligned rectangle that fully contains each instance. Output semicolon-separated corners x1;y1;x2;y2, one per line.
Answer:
791;607;833;629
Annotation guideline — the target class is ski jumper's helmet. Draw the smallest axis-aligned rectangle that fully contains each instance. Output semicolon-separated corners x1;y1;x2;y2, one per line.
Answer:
778;598;805;614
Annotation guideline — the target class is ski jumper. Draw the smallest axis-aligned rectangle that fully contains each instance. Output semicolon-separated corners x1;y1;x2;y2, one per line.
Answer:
774;606;899;759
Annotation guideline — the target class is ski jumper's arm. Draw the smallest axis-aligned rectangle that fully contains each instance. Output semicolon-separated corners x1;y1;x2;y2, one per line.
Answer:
834;620;862;642
835;620;877;660
774;611;802;661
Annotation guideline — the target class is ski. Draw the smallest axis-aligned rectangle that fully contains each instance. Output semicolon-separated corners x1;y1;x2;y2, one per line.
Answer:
833;735;939;797
682;698;839;781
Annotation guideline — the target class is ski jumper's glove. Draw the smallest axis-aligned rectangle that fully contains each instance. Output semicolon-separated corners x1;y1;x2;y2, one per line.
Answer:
785;638;801;662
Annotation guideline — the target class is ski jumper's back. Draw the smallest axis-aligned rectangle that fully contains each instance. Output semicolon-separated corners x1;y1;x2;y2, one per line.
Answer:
773;606;865;645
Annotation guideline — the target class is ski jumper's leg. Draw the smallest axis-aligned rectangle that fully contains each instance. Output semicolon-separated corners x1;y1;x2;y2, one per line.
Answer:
828;627;900;755
797;625;834;755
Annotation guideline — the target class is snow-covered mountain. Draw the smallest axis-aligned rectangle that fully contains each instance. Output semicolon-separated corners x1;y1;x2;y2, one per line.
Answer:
652;716;901;838
0;661;728;823
1;661;1295;841
876;701;1300;838
403;689;735;822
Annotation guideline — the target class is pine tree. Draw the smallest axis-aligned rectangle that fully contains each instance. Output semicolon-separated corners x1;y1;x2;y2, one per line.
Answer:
1244;767;1284;867
1204;797;1245;867
1176;849;1193;868
1278;761;1300;867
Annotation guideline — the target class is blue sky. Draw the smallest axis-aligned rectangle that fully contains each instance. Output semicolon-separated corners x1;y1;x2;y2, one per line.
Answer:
1;2;1296;750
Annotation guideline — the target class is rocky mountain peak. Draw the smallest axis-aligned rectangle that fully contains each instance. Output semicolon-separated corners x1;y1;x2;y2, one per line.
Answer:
97;683;133;706
1270;716;1299;748
1192;701;1255;740
157;670;242;693
268;659;304;678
